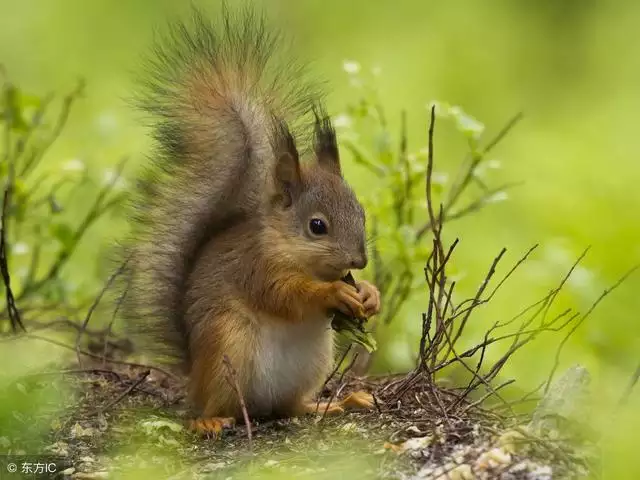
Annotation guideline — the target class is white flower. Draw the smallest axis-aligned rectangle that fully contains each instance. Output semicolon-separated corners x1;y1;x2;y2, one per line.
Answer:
449;105;462;117
96;112;118;136
343;60;361;74
62;158;86;172
486;191;509;203
102;169;127;189
432;172;449;185
332;114;352;129
13;242;29;255
568;266;594;290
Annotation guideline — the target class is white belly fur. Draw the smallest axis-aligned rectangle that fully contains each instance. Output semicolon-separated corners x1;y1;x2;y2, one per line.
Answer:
248;315;334;416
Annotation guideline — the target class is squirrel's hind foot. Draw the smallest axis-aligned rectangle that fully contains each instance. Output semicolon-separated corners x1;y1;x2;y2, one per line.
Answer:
340;391;375;411
299;390;375;417
189;416;236;438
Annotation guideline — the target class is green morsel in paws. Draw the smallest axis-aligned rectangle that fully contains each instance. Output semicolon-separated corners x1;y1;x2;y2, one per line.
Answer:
330;272;377;353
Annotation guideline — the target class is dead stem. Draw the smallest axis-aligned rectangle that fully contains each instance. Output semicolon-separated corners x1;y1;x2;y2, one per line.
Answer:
223;354;253;451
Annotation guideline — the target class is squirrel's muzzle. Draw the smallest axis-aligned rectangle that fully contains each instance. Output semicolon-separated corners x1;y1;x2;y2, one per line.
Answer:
349;253;368;270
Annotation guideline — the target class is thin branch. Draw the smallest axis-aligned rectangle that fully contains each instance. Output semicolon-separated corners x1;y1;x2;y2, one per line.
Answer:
482;112;525;155
316;343;353;413
222;355;252;451
320;352;360;423
461;378;516;414
26;368;123;381
19;79;85;178
23;333;179;380
18;158;127;300
75;258;129;366
545;265;639;394
619;360;640;407
415;112;524;241
91;369;150;415
102;282;129;366
0;186;23;332
0;115;24;332
425;105;438;239
449;248;507;347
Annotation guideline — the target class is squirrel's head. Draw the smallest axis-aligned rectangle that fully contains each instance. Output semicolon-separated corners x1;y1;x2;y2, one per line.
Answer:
268;111;367;281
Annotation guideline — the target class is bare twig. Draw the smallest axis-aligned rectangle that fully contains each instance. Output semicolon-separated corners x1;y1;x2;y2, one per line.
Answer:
26;368;123;381
222;354;252;451
545;265;639;394
0;83;24;332
619;360;640;407
425;105;438;238
91;369;150;415
19;79;85;178
482;112;525;155
320;352;360;423
461;378;515;414
75;258;129;366
102;283;129;366
415;111;524;241
23;333;179;380
316;343;353;413
0;181;23;332
18;158;128;301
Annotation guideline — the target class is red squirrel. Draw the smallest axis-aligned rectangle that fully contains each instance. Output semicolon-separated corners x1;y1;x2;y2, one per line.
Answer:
124;6;381;436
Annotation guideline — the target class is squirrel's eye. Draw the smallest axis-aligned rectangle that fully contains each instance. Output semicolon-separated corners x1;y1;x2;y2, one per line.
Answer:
309;218;328;235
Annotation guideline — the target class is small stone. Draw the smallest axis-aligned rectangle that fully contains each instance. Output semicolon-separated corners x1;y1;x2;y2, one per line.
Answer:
340;422;358;433
498;429;527;454
435;464;473;480
70;423;95;439
201;462;226;472
475;447;512;470
527;465;553;480
397;435;433;454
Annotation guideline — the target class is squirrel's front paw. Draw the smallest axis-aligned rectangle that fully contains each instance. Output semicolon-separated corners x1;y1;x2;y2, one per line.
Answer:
326;281;365;319
356;280;381;318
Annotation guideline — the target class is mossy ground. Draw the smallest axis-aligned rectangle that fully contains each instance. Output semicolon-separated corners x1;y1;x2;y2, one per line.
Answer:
1;362;591;480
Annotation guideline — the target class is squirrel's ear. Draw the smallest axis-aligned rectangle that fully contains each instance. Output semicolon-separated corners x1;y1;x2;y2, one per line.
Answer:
275;152;302;207
313;107;342;177
273;122;302;208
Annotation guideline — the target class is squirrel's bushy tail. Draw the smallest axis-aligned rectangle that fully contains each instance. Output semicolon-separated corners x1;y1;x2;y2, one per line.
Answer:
123;5;321;367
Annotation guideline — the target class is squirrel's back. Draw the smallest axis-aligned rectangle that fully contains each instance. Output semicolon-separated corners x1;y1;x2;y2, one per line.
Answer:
124;5;323;367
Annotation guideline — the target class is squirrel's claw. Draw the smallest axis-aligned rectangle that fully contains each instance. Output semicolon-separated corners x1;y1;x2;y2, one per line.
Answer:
189;416;236;438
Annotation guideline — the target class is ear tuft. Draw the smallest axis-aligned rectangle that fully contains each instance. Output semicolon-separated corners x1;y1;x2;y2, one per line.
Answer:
272;120;301;207
313;105;341;177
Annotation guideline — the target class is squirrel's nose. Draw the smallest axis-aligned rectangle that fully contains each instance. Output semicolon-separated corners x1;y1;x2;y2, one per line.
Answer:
350;253;368;270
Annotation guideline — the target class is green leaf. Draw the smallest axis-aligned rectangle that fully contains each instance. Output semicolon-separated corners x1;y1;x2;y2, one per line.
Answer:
18;93;42;110
2;85;29;132
140;418;184;434
49;223;74;249
338;328;377;353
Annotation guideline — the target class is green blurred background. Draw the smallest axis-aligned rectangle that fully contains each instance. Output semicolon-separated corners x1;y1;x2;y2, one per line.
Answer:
1;0;639;476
